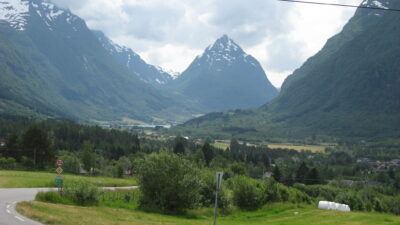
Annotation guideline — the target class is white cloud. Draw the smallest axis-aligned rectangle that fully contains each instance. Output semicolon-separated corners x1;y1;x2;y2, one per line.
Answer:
53;0;363;87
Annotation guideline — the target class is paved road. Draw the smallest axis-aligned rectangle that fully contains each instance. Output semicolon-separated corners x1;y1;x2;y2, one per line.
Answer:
0;186;138;225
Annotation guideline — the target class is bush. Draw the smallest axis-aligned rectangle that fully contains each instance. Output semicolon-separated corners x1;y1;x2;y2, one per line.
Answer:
64;180;100;206
230;176;264;210
264;178;285;202
35;191;73;205
0;157;16;169
199;170;232;212
293;183;341;201
137;152;202;212
288;188;313;204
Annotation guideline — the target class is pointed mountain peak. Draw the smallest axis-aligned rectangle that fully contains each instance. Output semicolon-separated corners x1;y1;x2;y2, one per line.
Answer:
207;34;243;54
198;35;253;68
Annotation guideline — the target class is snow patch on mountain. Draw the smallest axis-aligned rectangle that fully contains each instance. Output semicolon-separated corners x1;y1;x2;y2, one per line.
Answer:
361;0;390;9
0;0;29;30
0;0;78;31
360;0;392;16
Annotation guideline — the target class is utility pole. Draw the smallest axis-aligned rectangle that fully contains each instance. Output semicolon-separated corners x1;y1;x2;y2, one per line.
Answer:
214;172;223;225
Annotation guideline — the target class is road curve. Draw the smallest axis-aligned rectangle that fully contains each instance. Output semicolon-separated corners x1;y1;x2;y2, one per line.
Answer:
0;186;139;225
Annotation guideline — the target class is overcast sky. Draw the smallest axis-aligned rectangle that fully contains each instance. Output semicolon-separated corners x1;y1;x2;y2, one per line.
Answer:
53;0;364;87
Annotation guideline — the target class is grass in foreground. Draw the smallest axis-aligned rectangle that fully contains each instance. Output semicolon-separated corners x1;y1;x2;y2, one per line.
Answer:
17;201;400;225
0;170;137;188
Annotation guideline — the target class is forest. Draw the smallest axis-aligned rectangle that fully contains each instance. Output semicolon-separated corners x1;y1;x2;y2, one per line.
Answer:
1;118;400;215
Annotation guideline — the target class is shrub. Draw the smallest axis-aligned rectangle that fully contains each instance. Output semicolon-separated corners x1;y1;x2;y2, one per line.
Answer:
64;180;100;206
230;176;264;210
264;178;284;202
288;188;313;204
35;191;73;205
293;183;341;201
0;157;16;169
137;152;202;212
229;162;247;176
199;170;232;212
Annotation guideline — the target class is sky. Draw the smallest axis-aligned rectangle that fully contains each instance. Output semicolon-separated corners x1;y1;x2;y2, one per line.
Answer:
52;0;364;87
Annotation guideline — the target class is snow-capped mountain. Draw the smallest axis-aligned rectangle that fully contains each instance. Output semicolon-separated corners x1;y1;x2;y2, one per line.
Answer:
361;0;390;9
182;0;400;139
361;0;393;16
168;35;278;112
201;34;258;69
0;0;29;30
0;0;82;31
94;30;174;86
0;0;196;123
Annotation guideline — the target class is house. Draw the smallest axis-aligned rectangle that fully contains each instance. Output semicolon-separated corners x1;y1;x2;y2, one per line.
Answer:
0;139;5;147
262;172;273;181
390;159;400;165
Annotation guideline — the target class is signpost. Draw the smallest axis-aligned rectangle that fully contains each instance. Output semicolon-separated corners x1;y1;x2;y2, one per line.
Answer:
55;159;64;194
214;172;224;225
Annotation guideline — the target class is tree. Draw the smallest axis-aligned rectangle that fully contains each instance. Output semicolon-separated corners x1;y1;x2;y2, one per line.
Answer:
262;154;270;169
305;168;322;185
230;162;247;176
295;162;309;184
4;133;20;160
82;142;95;174
201;142;214;166
137;152;202;212
273;165;282;182
58;151;81;174
21;124;52;169
173;136;186;155
231;176;264;210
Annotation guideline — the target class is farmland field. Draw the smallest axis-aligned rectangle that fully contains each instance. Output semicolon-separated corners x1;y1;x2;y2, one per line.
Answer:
266;143;327;152
0;170;137;188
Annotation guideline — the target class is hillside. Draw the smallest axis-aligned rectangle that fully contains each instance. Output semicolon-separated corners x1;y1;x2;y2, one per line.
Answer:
179;0;400;140
0;0;195;123
93;30;174;87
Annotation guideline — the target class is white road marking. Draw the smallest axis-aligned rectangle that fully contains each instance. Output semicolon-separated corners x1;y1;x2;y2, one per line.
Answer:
7;209;11;214
15;216;25;222
12;201;17;204
6;205;10;209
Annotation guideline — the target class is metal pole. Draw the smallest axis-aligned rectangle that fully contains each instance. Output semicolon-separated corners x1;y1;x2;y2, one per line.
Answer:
213;184;218;225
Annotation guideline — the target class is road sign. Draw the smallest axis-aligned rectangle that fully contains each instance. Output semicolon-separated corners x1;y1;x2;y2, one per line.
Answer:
56;167;63;174
56;159;64;167
216;172;224;190
55;177;63;185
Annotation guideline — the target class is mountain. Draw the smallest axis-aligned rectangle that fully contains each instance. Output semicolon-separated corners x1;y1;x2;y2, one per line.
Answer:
93;30;174;86
167;35;278;112
179;0;400;140
0;0;194;123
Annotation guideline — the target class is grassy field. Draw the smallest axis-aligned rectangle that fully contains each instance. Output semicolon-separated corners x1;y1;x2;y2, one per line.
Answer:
0;170;137;188
265;143;327;153
17;201;400;225
212;142;230;150
212;141;327;153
